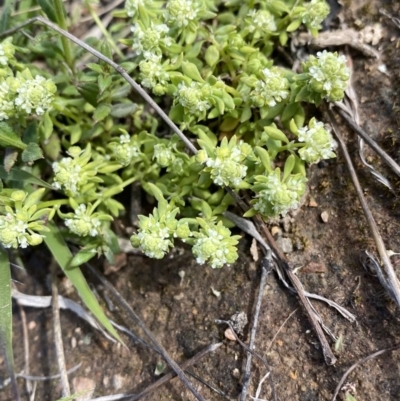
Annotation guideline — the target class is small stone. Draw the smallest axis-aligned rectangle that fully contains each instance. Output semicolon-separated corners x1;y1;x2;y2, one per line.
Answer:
103;376;109;388
71;337;77;349
72;377;96;401
250;238;259;261
308;197;318;207
321;211;329;223
173;292;184;301
112;374;125;390
28;321;36;330
271;226;281;237
224;328;237;341
230;311;248;335
231;368;240;378
276;237;293;254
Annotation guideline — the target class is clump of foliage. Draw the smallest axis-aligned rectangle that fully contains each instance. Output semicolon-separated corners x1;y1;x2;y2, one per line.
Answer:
0;0;349;272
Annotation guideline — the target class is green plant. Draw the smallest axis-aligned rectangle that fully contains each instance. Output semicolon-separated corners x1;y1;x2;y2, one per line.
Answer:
0;0;349;381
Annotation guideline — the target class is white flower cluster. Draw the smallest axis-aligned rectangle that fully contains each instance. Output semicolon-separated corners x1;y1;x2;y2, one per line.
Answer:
52;157;84;196
139;56;170;91
65;204;101;237
0;213;42;249
153;143;176;167
250;67;289;108
192;221;239;269
0;38;15;66
175;82;211;115
0;80;14;120
131;22;172;59
125;0;147;17
253;173;306;217
110;133;141;166
136;220;171;259
204;144;249;187
306;50;349;101
297;118;336;163
302;0;330;30
247;9;277;34
165;0;198;28
14;75;56;115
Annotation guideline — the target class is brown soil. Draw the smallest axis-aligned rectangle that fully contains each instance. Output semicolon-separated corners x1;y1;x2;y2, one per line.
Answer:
2;1;400;401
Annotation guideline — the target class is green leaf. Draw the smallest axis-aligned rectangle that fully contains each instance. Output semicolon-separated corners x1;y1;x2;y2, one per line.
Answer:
36;0;57;22
110;103;139;118
21;143;43;163
0;166;53;189
286;19;302;32
181;61;204;82
111;85;131;100
98;75;113;94
44;222;123;343
0;249;14;382
255;146;272;172
283;154;295;181
69;248;97;268
94;103;112;122
0;122;27;150
264;125;289;143
0;0;14;33
205;45;220;67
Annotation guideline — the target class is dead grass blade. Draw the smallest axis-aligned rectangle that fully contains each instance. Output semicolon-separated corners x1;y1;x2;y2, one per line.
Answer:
327;109;400;306
331;343;400;401
240;255;274;401
86;264;206;401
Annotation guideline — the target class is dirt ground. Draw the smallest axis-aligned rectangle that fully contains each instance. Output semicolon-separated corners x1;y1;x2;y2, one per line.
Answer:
2;0;400;400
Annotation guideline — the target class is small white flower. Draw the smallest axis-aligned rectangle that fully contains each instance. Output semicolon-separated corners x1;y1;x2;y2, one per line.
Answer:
14;75;56;115
175;82;211;115
131;22;171;58
0;213;28;249
165;0;198;28
136;221;171;259
0;43;8;65
153;143;175;167
65;204;101;237
0;80;14;120
247;9;276;33
249;67;289;108
52;157;83;195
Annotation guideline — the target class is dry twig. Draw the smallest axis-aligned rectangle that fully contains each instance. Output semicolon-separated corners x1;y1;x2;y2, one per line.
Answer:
331;344;400;401
327;109;400;306
51;260;71;397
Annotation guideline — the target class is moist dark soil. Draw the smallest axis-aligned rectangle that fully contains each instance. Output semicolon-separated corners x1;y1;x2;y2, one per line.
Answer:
2;1;400;401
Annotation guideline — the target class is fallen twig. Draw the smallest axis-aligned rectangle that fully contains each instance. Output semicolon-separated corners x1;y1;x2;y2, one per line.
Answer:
86;263;206;401
128;343;223;401
215;320;277;401
334;104;400;179
331;343;400;401
51;260;71;398
17;303;32;399
327;108;400;306
240;255;273;401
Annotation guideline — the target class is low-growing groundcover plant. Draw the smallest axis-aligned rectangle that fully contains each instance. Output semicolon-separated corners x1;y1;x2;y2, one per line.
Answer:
0;0;349;376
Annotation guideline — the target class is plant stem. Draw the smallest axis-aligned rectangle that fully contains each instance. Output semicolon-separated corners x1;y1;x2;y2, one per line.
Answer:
53;0;74;70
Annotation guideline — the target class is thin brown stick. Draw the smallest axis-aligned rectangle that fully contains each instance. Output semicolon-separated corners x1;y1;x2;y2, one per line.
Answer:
51;260;70;397
86;264;205;401
128;343;223;401
334;105;400;178
17;304;32;398
240;255;273;401
327;109;400;306
266;308;299;352
331;344;400;401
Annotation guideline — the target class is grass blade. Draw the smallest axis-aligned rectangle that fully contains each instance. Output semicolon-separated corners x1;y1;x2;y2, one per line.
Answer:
44;222;123;343
0;248;20;400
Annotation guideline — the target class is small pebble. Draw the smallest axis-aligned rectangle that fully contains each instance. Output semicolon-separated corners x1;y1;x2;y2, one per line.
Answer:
271;226;281;237
224;328;236;341
71;336;77;349
103;376;109;388
113;374;125;390
72;377;96;401
276;237;293;254
173;292;184;301
308;197;318;207
28;321;36;330
231;368;240;378
321;211;329;223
